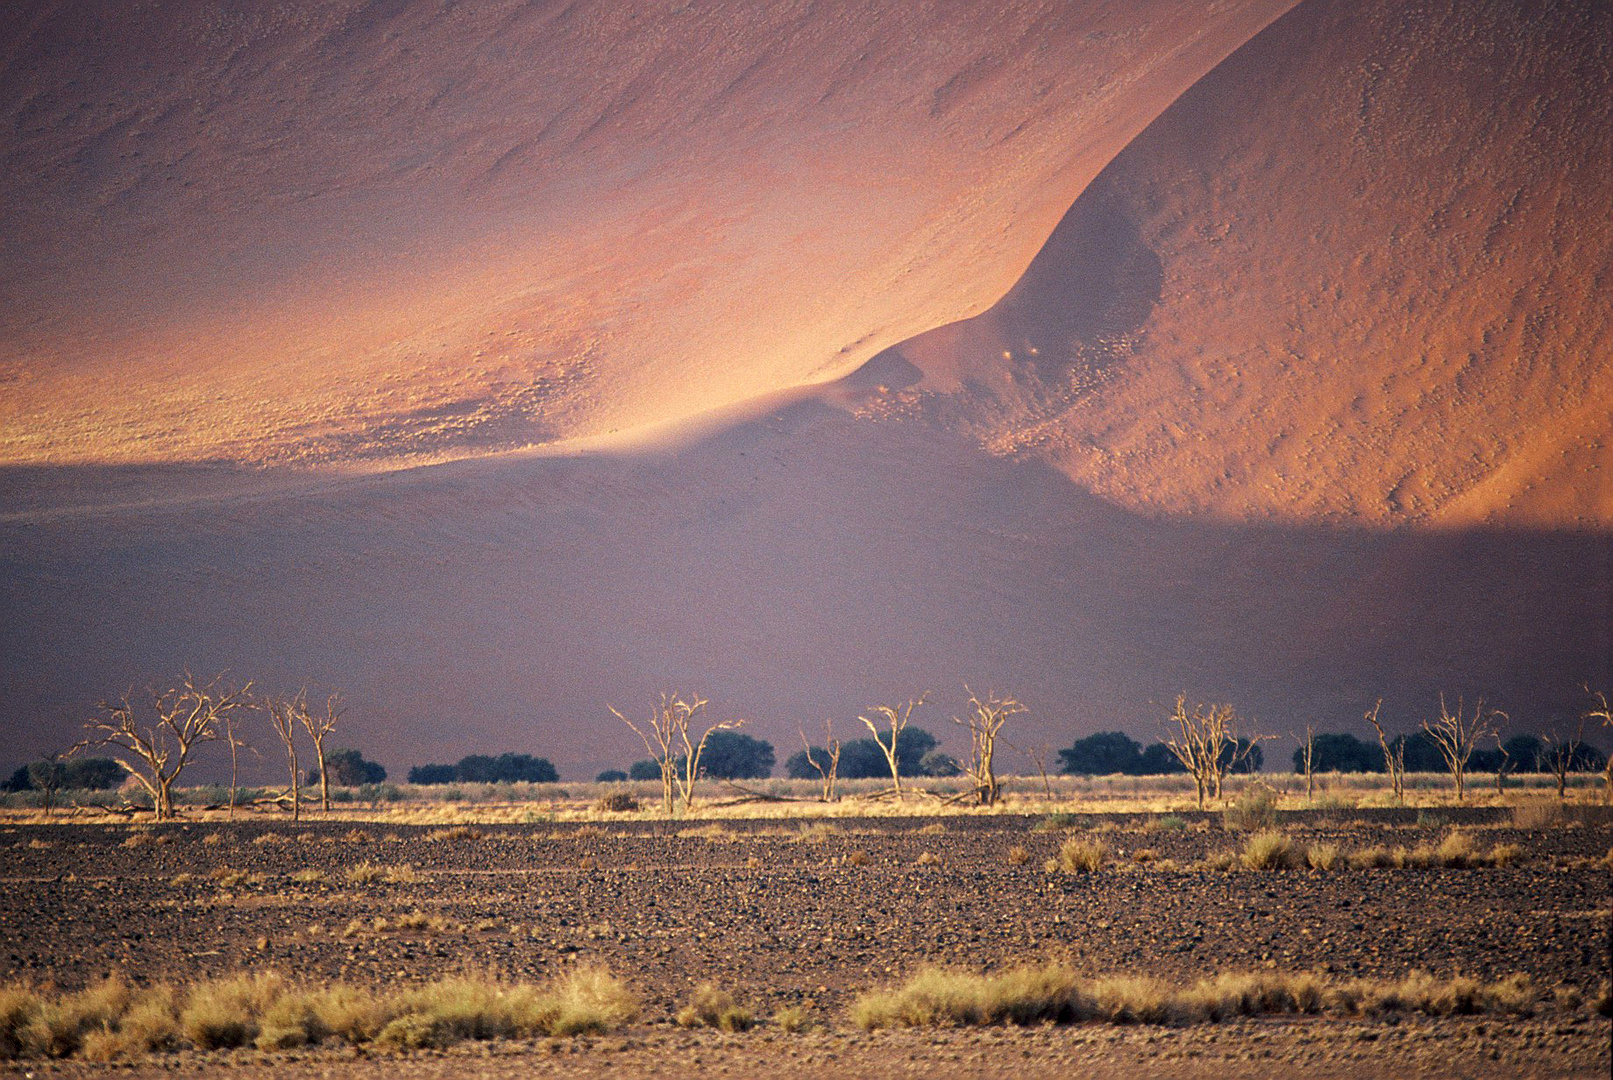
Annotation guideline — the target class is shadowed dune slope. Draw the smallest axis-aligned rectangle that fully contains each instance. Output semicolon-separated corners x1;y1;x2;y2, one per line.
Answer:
893;0;1612;527
0;0;1292;468
1;400;1607;777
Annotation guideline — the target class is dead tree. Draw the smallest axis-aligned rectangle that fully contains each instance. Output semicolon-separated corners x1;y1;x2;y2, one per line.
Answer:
1540;714;1588;800
1006;740;1055;800
1492;731;1513;797
76;673;253;821
26;752;67;817
858;695;928;800
263;691;306;822
951;688;1026;806
1363;700;1406;804
1296;726;1317;800
611;693;740;814
221;708;257;821
1585;688;1613;804
297;693;345;812
1162;695;1266;809
1421;694;1504;802
798;719;842;802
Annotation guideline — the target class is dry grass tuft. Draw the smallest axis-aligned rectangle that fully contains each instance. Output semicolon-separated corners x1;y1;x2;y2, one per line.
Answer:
1305;842;1341;871
916;823;947;835
2;967;636;1061
424;826;484;843
253;832;288;846
291;868;329;885
915;851;943;867
674;984;754;1032
1007;845;1031;866
1241;830;1300;871
850;965;1547;1031
1511;803;1563;829
772;1005;814;1032
345;862;420;884
793;822;842;843
1051;837;1108;873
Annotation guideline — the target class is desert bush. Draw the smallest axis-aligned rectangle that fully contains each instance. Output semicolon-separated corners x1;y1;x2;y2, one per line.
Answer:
594;792;639;813
1305;842;1342;871
1240;830;1299;870
675;984;753;1031
1051;837;1108;872
772;1005;814;1032
1224;783;1281;831
1007;845;1030;866
1511;803;1563;829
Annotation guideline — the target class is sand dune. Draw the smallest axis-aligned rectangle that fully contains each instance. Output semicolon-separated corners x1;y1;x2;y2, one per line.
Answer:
892;0;1612;527
0;0;1293;468
1;0;1608;773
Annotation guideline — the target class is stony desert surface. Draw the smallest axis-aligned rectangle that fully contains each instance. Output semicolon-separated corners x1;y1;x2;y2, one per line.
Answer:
2;806;1609;1076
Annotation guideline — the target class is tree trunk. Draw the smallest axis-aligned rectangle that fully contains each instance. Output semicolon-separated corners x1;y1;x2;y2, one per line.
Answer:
318;750;330;812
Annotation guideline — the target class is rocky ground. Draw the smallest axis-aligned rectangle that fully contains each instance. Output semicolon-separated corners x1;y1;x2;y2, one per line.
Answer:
2;807;1609;1077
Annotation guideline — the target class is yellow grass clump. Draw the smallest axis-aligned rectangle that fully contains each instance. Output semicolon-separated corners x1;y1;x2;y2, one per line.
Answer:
1;968;635;1062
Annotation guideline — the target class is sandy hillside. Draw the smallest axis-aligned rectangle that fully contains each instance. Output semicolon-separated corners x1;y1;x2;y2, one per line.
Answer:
0;0;1608;776
892;0;1612;528
0;0;1292;467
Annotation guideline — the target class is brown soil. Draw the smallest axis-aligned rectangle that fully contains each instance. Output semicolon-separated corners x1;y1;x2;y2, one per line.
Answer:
2;808;1609;1076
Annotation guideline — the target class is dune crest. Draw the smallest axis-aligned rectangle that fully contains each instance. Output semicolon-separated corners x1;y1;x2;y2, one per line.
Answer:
887;0;1612;528
0;0;1293;469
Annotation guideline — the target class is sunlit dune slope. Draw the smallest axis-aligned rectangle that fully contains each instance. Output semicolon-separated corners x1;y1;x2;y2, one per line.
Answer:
892;0;1612;527
0;0;1292;467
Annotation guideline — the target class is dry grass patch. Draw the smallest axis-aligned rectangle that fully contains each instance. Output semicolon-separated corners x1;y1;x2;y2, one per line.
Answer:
0;968;636;1061
290;868;329;885
916;823;947;835
793;822;843;843
677;823;739;841
1049;837;1108;873
850;965;1552;1030
345;862;420;884
772;1005;814;1032
1007;845;1031;866
915;851;943;867
674;984;754;1032
424;826;485;843
1241;830;1301;870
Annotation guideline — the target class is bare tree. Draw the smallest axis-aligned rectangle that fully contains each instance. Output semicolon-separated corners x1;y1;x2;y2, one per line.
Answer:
611;693;740;814
1363;700;1405;804
858;695;927;799
1585;688;1613;804
951;688;1026;806
1006;740;1055;800
263;691;306;822
297;693;345;812
1296;725;1317;800
1162;695;1267;809
221;708;257;821
26;752;67;818
1420;694;1504;802
1492;730;1513;797
798;719;842;802
75;673;253;821
1540;714;1587;800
